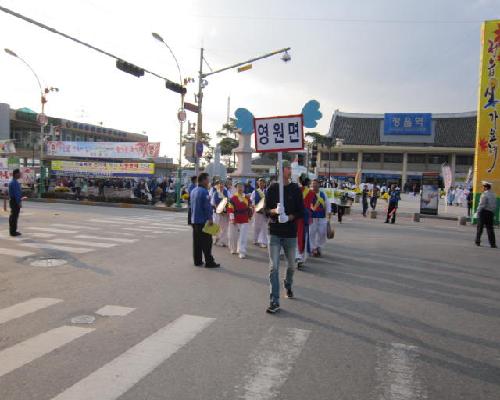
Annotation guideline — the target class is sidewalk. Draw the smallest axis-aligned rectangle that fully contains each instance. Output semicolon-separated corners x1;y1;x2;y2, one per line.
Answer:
350;194;469;221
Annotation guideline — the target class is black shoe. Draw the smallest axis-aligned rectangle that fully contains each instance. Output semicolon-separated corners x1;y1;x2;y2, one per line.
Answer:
10;232;21;237
475;241;480;246
492;245;498;248
266;303;280;314
205;262;220;268
384;221;389;223
194;263;204;267
284;281;294;299
391;221;395;224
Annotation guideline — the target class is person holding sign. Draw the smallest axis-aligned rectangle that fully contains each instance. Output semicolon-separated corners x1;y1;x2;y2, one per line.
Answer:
309;179;329;257
190;173;220;268
211;180;229;247
228;181;253;259
251;178;268;248
265;160;304;314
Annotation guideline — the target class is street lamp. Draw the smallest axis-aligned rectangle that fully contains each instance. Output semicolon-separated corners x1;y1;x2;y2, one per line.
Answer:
194;47;291;175
4;48;58;196
152;33;187;208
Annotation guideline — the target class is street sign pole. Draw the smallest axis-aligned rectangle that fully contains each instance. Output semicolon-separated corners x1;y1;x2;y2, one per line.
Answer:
278;151;284;210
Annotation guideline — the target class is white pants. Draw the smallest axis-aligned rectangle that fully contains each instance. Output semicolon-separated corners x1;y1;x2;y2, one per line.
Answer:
296;230;309;263
214;213;229;246
309;217;327;250
253;212;268;245
229;222;249;255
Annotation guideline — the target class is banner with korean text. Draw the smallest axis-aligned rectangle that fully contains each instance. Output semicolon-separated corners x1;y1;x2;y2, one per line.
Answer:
473;20;500;222
51;160;154;177
45;141;160;159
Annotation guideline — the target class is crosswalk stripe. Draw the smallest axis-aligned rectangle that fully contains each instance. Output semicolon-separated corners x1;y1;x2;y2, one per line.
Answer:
237;327;310;400
51;224;100;231
50;314;214;400
19;242;94;254
26;227;79;234
89;219;135;225
0;298;62;325
0;247;35;257
74;235;137;243
0;326;94;378
25;232;57;238
48;239;118;248
121;227;151;232
376;343;427;400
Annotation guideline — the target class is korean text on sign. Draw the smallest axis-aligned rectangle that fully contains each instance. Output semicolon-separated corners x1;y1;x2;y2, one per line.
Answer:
253;115;304;152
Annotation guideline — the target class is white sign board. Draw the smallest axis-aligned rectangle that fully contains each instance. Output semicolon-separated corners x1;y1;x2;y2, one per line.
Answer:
253;114;304;153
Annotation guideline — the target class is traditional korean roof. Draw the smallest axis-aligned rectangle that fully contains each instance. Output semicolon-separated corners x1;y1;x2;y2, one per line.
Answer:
327;111;476;148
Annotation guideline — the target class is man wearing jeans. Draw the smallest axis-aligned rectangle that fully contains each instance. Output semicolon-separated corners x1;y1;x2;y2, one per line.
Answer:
264;161;304;314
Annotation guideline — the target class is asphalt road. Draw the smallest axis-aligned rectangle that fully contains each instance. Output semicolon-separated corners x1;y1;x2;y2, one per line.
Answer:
0;202;499;400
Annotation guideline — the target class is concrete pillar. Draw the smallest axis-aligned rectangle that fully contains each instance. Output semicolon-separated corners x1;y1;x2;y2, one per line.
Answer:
450;153;456;185
401;152;408;188
357;151;363;174
337;150;342;168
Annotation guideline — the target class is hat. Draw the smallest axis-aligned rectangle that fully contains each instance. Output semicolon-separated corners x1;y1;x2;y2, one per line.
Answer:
482;180;492;188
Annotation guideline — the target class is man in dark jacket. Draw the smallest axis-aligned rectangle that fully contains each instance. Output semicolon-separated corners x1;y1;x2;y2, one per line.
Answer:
264;160;304;313
8;169;23;236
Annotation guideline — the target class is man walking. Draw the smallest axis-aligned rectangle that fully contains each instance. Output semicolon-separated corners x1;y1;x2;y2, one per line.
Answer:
187;175;197;226
370;184;379;210
361;184;369;217
265;160;304;314
8;169;23;237
475;181;497;248
385;184;401;224
190;173;220;268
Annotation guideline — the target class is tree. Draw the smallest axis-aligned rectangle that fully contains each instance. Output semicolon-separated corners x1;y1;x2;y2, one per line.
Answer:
305;131;330;146
216;118;239;168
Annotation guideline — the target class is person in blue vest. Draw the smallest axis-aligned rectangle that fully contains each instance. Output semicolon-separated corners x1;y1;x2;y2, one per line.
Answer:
309;179;329;257
385;184;401;224
8;169;23;236
190;172;220;268
250;178;268;248
211;179;229;247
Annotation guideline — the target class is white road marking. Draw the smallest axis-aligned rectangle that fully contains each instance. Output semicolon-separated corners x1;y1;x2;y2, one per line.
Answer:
75;235;137;243
89;219;135;225
0;326;94;378
95;305;135;317
51;224;100;231
375;343;427;400
121;227;151;232
19;242;94;254
237;327;310;400
50;314;214;400
25;232;57;238
48;239;117;248
0;298;62;325
0;247;34;258
26;227;79;234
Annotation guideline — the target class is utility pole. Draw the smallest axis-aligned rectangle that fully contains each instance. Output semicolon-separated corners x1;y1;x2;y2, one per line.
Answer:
195;47;204;176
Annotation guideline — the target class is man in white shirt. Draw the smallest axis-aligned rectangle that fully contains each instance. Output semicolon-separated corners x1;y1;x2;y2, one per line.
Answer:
475;181;497;248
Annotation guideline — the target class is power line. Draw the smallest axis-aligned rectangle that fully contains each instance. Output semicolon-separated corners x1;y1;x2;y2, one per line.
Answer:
0;4;176;83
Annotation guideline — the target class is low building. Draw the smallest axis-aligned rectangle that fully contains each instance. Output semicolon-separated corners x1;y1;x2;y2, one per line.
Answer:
320;110;475;188
0;103;148;166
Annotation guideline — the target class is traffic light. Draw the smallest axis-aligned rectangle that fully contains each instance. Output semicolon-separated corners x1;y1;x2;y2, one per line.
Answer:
115;59;145;78
165;80;187;95
311;143;318;168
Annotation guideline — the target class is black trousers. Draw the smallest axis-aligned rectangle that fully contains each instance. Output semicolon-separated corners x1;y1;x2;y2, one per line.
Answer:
192;223;215;265
370;197;377;210
476;210;496;246
362;200;369;216
386;203;397;223
9;200;20;235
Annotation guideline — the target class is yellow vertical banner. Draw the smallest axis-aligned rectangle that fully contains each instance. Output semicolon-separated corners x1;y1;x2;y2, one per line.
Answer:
473;20;500;222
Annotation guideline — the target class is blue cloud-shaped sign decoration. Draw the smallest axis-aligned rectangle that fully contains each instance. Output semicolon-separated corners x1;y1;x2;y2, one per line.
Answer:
302;100;322;128
234;108;255;135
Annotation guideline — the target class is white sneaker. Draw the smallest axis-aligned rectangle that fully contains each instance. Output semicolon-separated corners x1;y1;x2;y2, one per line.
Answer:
259;243;267;248
238;253;246;259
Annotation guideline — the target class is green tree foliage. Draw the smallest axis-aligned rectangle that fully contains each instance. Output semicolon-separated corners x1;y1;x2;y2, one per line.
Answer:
305;131;330;146
219;137;238;156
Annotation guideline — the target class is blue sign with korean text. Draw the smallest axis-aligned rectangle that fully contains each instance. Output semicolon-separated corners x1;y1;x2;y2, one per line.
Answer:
384;113;432;135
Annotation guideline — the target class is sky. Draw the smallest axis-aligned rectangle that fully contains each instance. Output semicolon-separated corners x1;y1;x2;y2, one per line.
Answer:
1;0;499;162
